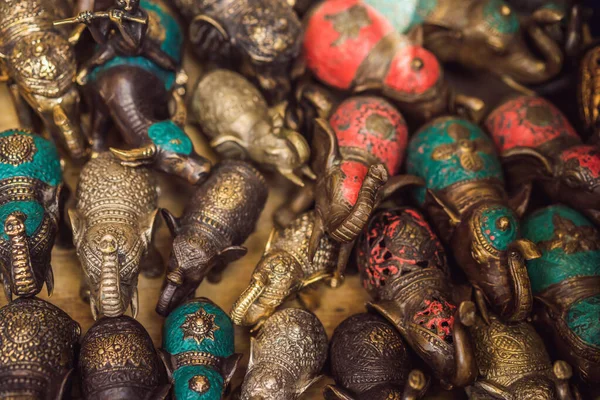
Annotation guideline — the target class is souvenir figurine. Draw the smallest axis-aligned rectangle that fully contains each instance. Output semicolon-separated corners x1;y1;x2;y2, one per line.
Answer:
0;297;80;399
58;0;212;185
80;316;171;400
467;314;578;400
522;205;600;383
167;0;302;104
69;153;161;319
239;308;328;400
406;117;540;323
486;96;600;226
356;208;477;388
303;0;485;123
157;160;268;316
323;313;428;400
0;129;65;300
190;69;314;187
300;97;423;287
230;211;339;328
579;44;600;143
0;0;89;161
162;298;241;400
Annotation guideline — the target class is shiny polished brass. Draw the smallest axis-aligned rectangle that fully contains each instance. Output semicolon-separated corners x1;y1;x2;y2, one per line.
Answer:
69;152;161;319
0;297;80;399
239;308;328;400
231;211;339;327
191;69;314;187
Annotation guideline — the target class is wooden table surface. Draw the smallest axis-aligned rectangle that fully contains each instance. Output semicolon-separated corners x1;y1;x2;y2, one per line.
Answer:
0;52;462;399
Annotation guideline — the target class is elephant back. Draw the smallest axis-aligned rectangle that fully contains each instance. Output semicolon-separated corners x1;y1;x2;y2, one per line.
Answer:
485;96;580;155
0;297;80;399
191;69;269;140
329;313;410;395
407;116;503;204
362;0;438;33
80;316;167;399
184;160;267;244
88;0;183;90
163;298;235;400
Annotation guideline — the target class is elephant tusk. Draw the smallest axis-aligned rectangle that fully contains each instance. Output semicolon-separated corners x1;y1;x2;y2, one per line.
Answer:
110;143;158;165
170;91;187;127
300;165;317;180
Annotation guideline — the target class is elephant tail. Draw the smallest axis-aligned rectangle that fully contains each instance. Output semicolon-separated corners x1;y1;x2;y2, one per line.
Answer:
98;234;123;317
5;212;37;296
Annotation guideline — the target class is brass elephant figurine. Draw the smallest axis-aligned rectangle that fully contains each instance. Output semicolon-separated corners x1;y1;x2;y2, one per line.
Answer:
190;69;314;187
231;211;339;328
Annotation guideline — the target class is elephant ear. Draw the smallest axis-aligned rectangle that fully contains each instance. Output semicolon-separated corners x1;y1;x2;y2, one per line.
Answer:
55;369;74;400
501;147;553;185
160;208;181;237
312;118;341;174
68;209;84;245
189;15;232;62
218;246;247;265
140;209;160;246
222;353;243;389
507;182;532;218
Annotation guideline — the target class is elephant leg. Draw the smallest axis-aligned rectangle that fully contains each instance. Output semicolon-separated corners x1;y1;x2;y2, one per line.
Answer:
140;243;164;279
297;286;321;311
55;185;74;249
273;183;314;228
8;84;36;130
89;101;111;155
328;240;354;288
474;287;491;325
207;262;225;284
79;279;90;304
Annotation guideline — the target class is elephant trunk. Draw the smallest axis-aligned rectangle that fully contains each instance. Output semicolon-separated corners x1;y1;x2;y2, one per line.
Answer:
230;273;267;326
5;213;37;296
98;235;123;317
52;104;88;162
330;164;388;243
450;302;477;388
503;239;539;322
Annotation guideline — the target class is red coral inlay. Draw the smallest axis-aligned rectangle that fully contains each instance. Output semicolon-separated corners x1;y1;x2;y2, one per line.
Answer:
485;96;579;152
560;145;600;179
413;299;456;341
340;160;368;206
384;45;441;96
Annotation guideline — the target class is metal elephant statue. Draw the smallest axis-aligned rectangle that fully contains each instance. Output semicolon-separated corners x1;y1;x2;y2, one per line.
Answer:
356;208;477;388
79;316;171;400
579;44;600;143
522;205;600;383
190;69;314;187
0;0;89;162
230;211;339;328
69;153;162;319
406;116;540;323
307;96;424;287
0;129;66;300
162;298;241;400
485;96;600;226
79;0;211;185
239;308;328;400
0;297;80;399
157;160;268;316
467;314;578;400
168;0;302;104
303;0;485;123
324;313;428;400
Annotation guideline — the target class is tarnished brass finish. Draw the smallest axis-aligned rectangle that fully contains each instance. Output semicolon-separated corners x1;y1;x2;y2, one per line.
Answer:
69;153;161;319
324;312;428;400
467;315;578;400
79;316;170;400
190;69;314;187
0;297;80;399
0;0;89;161
357;208;477;388
579;44;600;142
231;211;339;327
239;308;328;400
169;0;302;103
157;160;268;316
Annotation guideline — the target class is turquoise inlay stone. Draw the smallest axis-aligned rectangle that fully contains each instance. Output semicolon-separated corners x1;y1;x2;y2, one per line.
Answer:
88;0;183;90
407;117;503;204
148;121;193;155
483;0;519;35
566;295;600;348
363;0;438;33
477;205;518;252
522;205;600;294
0;130;61;186
163;299;235;400
0;201;45;241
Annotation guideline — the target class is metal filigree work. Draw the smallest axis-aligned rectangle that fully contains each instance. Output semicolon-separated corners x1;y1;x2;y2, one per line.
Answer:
181;307;220;345
325;5;372;46
431;123;493;171
538;214;600;254
0;132;36;166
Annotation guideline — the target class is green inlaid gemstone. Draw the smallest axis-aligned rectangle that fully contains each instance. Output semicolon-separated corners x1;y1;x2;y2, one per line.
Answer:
148;121;193;155
0;201;45;241
566;295;600;348
477;205;518;252
363;0;438;33
483;0;519;35
522;205;600;294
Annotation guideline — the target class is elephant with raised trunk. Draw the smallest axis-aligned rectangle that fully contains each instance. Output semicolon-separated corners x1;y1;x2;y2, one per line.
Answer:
82;0;211;185
69;153;162;319
0;0;89;161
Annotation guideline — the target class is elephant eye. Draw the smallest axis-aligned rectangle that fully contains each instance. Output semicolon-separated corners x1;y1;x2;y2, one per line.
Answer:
564;174;581;188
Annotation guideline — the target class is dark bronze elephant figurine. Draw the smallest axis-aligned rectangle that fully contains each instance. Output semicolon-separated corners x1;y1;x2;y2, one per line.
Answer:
81;0;211;185
157;160;268;316
324;312;428;400
406;116;540;323
486;95;600;226
168;0;302;104
357;208;477;388
306;96;423;287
